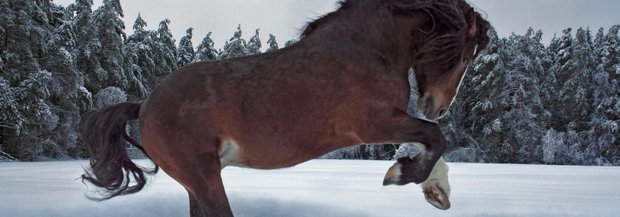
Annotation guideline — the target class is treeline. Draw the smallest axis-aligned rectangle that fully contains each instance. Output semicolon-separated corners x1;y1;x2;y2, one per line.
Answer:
327;26;620;166
1;0;619;165
0;0;290;160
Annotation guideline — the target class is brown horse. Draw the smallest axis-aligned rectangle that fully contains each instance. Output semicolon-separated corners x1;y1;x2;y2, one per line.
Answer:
80;0;490;216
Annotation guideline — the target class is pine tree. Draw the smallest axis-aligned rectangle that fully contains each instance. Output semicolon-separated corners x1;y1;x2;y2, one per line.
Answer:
219;25;250;59
559;28;596;132
2;0;620;164
588;26;620;165
0;76;21;157
496;28;547;163
0;0;57;160
89;0;128;92
195;32;218;61
266;34;279;52
72;0;100;96
458;28;508;162
131;13;148;41
123;13;154;98
547;28;575;131
44;3;92;158
148;18;177;89
247;28;262;55
177;27;195;67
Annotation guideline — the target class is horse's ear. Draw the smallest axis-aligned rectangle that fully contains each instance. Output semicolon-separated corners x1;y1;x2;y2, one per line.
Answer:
466;9;477;39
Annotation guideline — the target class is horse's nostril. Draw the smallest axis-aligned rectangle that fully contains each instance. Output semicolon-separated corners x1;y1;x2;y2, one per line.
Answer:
438;109;447;117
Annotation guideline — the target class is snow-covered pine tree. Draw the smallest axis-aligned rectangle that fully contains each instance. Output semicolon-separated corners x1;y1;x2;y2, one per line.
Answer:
43;3;93;159
177;27;195;67
604;25;620;81
130;13;148;42
458;28;508;162
266;34;279;52
148;18;177;89
561;28;596;130
547;28;577;131
71;0;101;95
586;26;620;165
219;25;251;59
124;13;166;145
196;32;218;62
247;28;262;55
0;0;58;160
14;71;55;160
495;29;546;163
89;0;128;93
549;28;596;163
123;13;154;99
0;76;21;159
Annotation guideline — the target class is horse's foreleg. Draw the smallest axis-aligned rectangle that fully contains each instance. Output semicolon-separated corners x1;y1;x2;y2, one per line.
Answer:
393;154;452;210
188;153;234;217
365;110;447;184
384;118;447;184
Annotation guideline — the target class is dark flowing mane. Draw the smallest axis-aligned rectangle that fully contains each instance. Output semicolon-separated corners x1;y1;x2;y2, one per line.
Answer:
394;0;490;71
301;0;490;72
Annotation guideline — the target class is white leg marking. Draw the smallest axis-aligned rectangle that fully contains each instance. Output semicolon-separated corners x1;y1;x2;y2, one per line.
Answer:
413;142;450;195
422;157;450;197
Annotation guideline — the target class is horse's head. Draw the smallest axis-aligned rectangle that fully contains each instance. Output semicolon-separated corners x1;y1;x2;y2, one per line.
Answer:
391;0;490;120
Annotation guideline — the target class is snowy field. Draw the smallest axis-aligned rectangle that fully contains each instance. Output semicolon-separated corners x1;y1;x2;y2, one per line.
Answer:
1;160;619;217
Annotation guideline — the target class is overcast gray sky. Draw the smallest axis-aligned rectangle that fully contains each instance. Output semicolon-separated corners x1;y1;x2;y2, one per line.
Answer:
53;0;620;48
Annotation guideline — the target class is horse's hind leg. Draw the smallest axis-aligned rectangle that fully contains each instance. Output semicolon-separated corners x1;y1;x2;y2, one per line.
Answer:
187;188;204;217
185;152;234;217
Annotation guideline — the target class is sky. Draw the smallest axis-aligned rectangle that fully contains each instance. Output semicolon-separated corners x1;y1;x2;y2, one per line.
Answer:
51;0;620;48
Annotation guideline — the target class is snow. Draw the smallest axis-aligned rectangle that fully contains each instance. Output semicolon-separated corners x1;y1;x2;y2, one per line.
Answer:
1;160;619;217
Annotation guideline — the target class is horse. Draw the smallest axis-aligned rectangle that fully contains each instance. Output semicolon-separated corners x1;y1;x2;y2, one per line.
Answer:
80;0;490;216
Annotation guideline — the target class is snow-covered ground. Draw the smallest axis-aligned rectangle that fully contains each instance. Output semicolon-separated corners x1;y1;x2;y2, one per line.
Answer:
1;160;619;217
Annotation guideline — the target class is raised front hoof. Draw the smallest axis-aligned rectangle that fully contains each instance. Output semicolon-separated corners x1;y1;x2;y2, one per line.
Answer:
382;157;431;185
383;162;406;186
423;185;451;210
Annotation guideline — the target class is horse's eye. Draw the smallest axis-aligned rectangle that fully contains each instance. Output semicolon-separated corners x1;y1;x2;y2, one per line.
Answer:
463;58;471;65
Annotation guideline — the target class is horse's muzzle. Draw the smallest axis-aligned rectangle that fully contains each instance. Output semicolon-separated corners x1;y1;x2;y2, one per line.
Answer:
417;95;447;121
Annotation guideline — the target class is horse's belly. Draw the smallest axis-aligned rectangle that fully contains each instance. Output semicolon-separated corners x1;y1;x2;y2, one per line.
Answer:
218;138;329;169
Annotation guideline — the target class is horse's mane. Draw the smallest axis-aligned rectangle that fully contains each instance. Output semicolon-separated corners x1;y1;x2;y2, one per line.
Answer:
393;0;490;71
301;0;490;72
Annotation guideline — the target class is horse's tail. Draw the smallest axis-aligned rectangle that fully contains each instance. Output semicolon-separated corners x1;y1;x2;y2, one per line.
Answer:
80;101;158;201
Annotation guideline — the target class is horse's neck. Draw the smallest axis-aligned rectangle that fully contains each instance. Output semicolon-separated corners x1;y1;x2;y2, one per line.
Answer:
296;9;417;74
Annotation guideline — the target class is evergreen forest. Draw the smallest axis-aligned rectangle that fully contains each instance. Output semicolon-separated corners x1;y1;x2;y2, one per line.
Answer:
1;0;618;165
